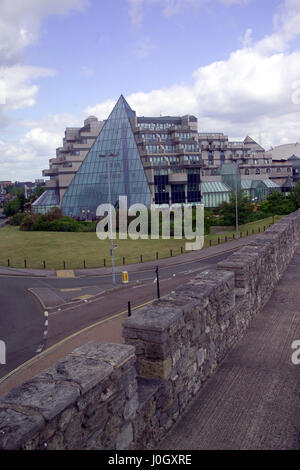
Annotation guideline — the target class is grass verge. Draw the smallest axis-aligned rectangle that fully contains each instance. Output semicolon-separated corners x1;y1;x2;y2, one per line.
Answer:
0;215;281;270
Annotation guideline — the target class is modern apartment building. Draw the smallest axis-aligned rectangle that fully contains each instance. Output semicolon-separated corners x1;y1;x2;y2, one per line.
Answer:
33;95;289;215
39;116;104;210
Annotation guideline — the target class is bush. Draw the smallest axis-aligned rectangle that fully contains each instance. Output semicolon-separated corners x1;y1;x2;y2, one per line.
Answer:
49;217;81;232
20;214;40;231
44;207;63;221
9;212;26;226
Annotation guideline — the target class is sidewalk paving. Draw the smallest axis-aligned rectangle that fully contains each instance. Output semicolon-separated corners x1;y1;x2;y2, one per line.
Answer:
158;250;300;450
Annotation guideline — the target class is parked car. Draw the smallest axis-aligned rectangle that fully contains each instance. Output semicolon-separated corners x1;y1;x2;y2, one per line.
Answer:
0;214;6;219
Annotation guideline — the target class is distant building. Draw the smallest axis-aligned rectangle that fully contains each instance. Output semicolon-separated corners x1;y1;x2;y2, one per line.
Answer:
0;181;12;193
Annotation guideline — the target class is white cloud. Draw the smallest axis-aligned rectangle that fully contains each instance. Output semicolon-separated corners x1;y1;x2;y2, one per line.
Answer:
0;0;90;180
0;65;55;112
0;112;82;181
255;0;300;54
0;0;89;64
87;0;300;152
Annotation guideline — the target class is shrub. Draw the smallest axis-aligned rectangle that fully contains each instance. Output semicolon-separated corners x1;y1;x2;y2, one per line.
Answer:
44;207;63;221
20;214;40;231
48;217;81;232
9;212;26;226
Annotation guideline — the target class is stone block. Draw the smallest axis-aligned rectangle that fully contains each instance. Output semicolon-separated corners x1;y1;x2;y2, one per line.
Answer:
38;354;113;394
139;356;173;379
116;423;133;450
0;379;80;422
0;406;45;450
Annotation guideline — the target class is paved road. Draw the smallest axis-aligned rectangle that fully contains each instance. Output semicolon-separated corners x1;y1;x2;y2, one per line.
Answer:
158;250;300;450
0;248;237;379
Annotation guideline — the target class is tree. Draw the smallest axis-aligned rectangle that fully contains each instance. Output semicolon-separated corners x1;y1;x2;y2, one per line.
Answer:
3;191;26;216
3;198;21;217
218;193;254;226
289;181;300;208
259;191;296;216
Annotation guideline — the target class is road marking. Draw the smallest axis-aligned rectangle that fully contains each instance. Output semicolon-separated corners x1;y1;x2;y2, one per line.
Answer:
76;294;93;301
44;320;48;327
0;297;160;386
44;311;48;317
56;270;75;278
60;287;82;292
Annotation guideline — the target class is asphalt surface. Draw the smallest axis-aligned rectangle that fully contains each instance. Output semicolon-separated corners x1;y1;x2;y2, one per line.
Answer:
0;247;238;379
158;250;300;450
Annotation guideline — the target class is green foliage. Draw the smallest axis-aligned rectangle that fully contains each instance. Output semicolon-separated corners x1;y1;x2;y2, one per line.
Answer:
218;193;254;226
20;209;97;232
3;191;26;216
3;198;21;217
289;181;300;208
28;186;46;203
9;212;26;226
259;191;297;216
20;214;40;231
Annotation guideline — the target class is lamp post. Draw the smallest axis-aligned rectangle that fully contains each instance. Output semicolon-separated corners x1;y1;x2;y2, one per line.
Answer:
98;153;118;284
235;163;239;240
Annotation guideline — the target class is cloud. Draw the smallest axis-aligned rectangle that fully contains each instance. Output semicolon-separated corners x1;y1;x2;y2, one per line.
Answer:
0;0;89;180
0;0;89;64
255;0;300;54
0;112;82;181
87;0;300;151
0;65;55;112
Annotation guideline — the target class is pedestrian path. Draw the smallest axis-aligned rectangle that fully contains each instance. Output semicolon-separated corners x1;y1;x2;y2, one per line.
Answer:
158;250;300;450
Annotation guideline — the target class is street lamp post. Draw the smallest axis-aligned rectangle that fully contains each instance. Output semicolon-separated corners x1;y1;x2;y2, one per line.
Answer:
98;153;118;285
235;164;239;240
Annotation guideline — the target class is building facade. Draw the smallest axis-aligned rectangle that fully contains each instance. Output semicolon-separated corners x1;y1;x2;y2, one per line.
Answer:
33;95;291;216
39;116;104;212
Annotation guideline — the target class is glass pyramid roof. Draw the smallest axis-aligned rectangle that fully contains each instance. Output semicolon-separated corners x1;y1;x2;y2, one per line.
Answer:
61;95;151;218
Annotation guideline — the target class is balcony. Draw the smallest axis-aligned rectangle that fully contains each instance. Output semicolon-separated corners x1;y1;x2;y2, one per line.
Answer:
43;168;58;177
168;172;188;183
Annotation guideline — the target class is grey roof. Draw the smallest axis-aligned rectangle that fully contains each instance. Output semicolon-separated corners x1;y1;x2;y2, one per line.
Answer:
32;189;60;207
241;179;253;190
202;181;231;193
260;179;280;188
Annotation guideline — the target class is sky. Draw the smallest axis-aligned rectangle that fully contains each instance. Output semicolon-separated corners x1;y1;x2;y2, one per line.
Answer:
1;0;300;181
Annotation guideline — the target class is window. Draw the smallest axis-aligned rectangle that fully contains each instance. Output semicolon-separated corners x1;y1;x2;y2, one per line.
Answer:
245;169;250;175
256;168;261;175
277;167;281;173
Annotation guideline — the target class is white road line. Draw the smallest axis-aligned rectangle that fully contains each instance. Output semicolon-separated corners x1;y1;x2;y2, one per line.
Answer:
44;320;48;327
44;311;48;317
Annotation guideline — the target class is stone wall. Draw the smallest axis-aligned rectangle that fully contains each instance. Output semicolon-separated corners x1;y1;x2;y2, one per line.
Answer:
1;210;300;450
0;343;137;450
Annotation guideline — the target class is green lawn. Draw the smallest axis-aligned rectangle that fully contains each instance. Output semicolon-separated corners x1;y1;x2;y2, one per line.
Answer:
0;215;281;270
